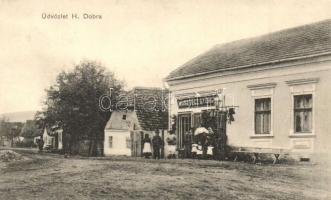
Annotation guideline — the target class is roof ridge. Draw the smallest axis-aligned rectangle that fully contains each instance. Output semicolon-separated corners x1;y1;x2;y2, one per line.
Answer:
166;19;331;81
213;19;331;49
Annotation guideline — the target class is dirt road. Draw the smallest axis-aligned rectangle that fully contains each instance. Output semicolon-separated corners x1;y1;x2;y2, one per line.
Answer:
0;149;330;200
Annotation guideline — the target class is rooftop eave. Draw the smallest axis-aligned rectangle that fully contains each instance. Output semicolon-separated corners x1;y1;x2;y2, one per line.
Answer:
165;51;331;82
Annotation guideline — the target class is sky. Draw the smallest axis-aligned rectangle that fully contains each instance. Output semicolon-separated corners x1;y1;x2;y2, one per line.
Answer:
0;0;331;113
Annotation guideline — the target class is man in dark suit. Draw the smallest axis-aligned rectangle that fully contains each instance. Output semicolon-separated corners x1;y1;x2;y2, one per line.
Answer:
152;130;163;159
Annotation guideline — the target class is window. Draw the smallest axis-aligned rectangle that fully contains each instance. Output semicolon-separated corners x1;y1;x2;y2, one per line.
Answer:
286;78;318;136
122;114;127;120
294;94;312;133
255;98;271;134
109;136;113;148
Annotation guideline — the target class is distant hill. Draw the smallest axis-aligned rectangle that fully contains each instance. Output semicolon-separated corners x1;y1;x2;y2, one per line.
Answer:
0;111;36;123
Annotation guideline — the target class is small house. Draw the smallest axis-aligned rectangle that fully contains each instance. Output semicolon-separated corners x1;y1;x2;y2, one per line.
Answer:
104;87;168;156
41;127;63;150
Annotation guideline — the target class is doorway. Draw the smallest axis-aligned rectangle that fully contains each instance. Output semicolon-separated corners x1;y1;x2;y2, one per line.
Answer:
177;113;191;149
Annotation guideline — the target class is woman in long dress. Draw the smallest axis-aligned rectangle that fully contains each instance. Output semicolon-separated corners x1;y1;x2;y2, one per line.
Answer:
142;134;152;158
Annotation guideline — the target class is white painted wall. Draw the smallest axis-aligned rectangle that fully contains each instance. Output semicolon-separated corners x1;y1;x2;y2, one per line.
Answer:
167;56;331;160
104;130;131;156
57;131;63;150
42;128;54;148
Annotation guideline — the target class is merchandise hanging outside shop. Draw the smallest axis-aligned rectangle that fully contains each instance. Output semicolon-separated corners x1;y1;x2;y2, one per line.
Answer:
174;107;236;160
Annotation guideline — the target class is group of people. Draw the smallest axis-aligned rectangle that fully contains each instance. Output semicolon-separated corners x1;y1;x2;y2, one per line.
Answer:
141;125;224;160
184;126;216;159
142;131;164;159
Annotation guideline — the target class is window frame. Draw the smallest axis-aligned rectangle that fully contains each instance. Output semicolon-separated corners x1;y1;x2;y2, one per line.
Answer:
254;97;272;135
293;94;313;134
290;92;315;136
247;83;276;138
286;78;318;137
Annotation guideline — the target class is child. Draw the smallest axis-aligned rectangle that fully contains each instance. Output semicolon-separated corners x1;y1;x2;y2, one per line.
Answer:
191;143;198;159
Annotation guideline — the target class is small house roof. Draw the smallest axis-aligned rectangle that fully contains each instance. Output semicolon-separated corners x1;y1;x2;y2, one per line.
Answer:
133;87;168;131
108;87;169;131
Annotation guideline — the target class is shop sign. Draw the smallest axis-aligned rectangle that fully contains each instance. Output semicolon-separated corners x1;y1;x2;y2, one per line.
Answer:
177;95;217;109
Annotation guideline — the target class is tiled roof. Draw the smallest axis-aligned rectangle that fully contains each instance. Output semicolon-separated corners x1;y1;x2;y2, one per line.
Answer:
166;19;331;81
134;87;168;131
116;87;169;131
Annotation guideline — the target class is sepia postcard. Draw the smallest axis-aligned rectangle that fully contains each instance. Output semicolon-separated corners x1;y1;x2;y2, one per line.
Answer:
0;0;331;199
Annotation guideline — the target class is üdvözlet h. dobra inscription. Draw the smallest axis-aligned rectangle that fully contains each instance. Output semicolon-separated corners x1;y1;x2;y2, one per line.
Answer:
41;13;102;20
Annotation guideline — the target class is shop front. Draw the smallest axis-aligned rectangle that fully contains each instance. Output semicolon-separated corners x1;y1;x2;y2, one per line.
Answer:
173;90;233;159
166;20;331;162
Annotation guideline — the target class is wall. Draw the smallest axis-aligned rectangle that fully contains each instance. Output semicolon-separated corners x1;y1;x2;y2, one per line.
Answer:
42;129;54;148
104;130;131;156
105;111;140;130
168;57;331;160
58;131;63;150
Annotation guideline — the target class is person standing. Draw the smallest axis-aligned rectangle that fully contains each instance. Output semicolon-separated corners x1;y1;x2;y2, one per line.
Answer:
201;132;208;159
142;134;152;159
152;130;163;159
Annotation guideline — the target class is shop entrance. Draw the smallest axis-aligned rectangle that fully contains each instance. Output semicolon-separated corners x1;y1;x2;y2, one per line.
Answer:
176;110;230;160
177;113;191;149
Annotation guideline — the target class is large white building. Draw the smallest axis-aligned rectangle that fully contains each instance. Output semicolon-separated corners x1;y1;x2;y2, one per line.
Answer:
165;19;331;162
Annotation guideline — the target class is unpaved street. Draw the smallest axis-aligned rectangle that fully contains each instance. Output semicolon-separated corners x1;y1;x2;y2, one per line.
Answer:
0;149;330;200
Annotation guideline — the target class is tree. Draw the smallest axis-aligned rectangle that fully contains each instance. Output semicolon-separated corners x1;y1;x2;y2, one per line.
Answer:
0;117;11;137
0;117;22;138
20;120;40;138
38;61;124;156
0;117;23;147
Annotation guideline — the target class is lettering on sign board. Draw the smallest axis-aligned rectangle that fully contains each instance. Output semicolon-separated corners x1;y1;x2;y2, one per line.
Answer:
177;95;217;109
